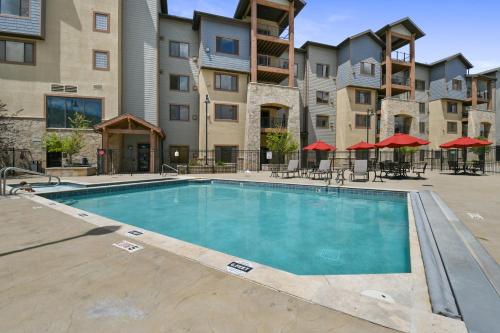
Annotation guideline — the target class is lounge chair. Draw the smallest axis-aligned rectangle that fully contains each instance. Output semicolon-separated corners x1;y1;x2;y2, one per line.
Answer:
279;160;299;178
350;160;369;181
412;162;427;179
310;160;332;180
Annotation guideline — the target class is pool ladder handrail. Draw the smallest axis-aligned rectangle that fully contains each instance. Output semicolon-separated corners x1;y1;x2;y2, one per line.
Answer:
161;163;179;176
0;166;61;196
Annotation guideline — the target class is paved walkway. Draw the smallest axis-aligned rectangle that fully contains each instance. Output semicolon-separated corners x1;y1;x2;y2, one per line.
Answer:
0;197;398;333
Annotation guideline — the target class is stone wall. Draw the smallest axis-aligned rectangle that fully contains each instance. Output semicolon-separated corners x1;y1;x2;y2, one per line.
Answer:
244;82;301;151
0;118;102;168
380;98;420;139
468;109;496;141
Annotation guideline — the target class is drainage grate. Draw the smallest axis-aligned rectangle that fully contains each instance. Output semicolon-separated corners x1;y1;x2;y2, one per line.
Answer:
227;261;253;275
127;230;144;237
113;240;143;253
77;213;89;217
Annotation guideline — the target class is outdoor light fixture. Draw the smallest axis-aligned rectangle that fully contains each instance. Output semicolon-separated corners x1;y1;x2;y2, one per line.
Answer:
174;150;179;157
366;108;375;143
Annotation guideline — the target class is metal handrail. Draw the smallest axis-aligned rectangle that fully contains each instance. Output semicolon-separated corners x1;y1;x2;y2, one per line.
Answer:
161;164;179;176
0;167;60;196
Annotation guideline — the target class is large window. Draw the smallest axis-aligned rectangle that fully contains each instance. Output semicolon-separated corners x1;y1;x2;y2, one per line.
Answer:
416;79;426;91
355;90;371;105
93;12;110;33
419;121;426;134
169;41;189;58
214;104;238;121
215;73;238;91
355;114;370;129
316;115;329;128
419;102;426;114
0;39;34;64
360;62;375;76
316;63;329;78
0;0;29;17
452;79;462;91
215;146;237;163
46;96;102;128
169;104;189;121
216;37;239;55
170;74;189;92
316;91;329;104
447;102;458;113
447;121;457;134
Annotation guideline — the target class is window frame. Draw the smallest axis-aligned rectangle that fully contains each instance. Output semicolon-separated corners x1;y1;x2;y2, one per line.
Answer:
447;121;458;134
415;79;426;91
419;121;426;134
316;90;329;104
44;94;104;129
214;72;238;92
169;104;190;121
316;115;329;129
419;102;426;114
169;145;190;164
169;74;190;92
355;89;372;105
447;102;458;114
355;114;371;129
215;36;239;56
0;38;35;65
214;145;238;163
92;49;110;71
214;103;238;122
316;63;329;78
93;11;110;33
452;79;462;91
0;0;30;18
360;61;375;77
169;40;189;59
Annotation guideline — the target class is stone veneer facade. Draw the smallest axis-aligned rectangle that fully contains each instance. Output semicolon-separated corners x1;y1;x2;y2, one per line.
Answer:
244;82;301;151
468;109;496;141
379;98;420;139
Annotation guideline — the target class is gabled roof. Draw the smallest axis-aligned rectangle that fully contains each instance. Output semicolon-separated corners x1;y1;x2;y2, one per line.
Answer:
375;17;425;40
337;30;385;48
478;67;500;76
193;11;249;30
429;53;473;69
95;114;166;138
234;0;306;19
300;40;337;50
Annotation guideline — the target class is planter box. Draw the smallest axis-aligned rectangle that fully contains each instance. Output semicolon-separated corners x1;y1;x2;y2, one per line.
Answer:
214;164;236;173
46;167;96;177
178;165;188;175
188;165;214;174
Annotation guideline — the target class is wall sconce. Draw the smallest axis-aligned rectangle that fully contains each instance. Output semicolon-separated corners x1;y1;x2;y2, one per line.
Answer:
174;150;180;157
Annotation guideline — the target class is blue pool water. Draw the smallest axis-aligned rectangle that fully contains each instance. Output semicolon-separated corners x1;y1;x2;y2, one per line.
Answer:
53;181;410;275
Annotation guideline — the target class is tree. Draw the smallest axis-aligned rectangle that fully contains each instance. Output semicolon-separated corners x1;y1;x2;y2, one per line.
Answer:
470;136;491;160
0;99;22;149
397;146;418;162
265;127;299;162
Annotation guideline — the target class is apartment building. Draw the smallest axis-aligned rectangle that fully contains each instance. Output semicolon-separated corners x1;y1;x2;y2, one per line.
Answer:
1;0;497;173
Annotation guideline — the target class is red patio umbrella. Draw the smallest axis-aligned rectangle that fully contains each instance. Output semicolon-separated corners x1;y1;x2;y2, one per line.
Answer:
347;141;376;150
375;133;430;148
439;136;492;149
303;140;336;151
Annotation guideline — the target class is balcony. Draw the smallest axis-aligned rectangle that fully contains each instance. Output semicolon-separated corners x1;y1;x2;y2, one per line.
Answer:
382;75;410;87
257;54;290;83
257;24;289;40
466;89;489;101
256;24;290;57
261;116;288;129
382;50;411;63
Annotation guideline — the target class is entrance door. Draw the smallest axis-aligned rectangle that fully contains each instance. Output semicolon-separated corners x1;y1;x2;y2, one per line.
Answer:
137;144;150;172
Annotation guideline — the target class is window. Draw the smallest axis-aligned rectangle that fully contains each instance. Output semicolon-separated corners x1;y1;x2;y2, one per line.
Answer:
93;12;110;33
452;79;462;91
355;114;371;129
0;0;29;17
169;41;189;58
447;122;457;134
46;96;102;128
215;146;237;163
169;104;189;121
316;115;329;128
294;63;298;77
316;91;329;104
480;123;491;138
419;102;426;114
316;63;329;78
447;102;458;113
170;74;189;92
216;37;239;55
419;121;426;134
93;50;109;70
0;39;34;64
355;90;371;105
416;79;426;91
360;62;375;76
215;73;238;91
215;104;238;121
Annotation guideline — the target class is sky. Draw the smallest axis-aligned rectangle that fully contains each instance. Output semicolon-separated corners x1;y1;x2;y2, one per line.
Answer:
168;0;500;73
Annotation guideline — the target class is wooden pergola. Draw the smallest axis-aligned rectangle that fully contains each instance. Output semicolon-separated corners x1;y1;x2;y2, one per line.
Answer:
95;114;165;174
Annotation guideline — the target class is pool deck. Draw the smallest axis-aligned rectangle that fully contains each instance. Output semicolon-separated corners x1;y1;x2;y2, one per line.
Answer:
2;170;499;332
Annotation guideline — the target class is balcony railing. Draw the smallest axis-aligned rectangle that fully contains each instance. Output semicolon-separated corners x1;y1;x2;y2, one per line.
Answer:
464;105;490;113
261;116;288;129
382;75;410;86
257;54;289;69
382;50;411;63
257;24;289;40
466;89;489;100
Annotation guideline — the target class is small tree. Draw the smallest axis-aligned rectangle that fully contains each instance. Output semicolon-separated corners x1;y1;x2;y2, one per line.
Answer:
265;127;298;163
397;146;418;162
470;136;491;161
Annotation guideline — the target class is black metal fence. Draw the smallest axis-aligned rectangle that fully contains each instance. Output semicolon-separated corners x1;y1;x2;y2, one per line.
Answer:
0;148;41;172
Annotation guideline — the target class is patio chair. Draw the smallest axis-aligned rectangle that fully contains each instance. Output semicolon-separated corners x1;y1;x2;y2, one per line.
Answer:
310;160;332;180
468;161;485;175
279;160;299;178
412;162;427;179
350;160;369;181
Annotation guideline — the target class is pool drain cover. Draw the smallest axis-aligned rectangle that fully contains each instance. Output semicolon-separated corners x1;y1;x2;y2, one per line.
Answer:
113;240;143;253
361;290;395;304
127;230;144;237
227;261;253;275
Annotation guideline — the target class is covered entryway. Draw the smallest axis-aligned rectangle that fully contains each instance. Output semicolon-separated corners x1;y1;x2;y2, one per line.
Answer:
95;114;165;174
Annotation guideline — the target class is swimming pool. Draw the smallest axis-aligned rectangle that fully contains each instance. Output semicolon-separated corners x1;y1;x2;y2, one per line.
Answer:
49;181;410;275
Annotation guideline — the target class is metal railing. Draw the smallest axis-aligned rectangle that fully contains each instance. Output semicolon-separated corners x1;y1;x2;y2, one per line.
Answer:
0;167;60;196
161;163;179;176
261;116;288;129
257;54;289;69
257;24;289;40
382;75;410;86
466;89;489;100
382;50;411;63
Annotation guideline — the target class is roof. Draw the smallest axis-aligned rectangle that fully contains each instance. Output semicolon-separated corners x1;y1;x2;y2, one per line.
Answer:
375;17;425;40
477;67;500;76
234;0;306;19
428;53;473;69
193;11;249;30
160;13;192;24
95;114;166;138
337;30;385;48
300;40;337;50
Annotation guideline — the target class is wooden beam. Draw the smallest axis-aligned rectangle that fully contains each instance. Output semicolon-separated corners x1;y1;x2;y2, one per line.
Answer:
250;0;257;83
288;0;295;87
102;128;109;174
488;80;495;111
257;65;289;75
256;0;289;12
409;33;416;100
390;31;412;41
256;34;289;45
471;77;478;108
385;30;392;98
107;129;151;135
